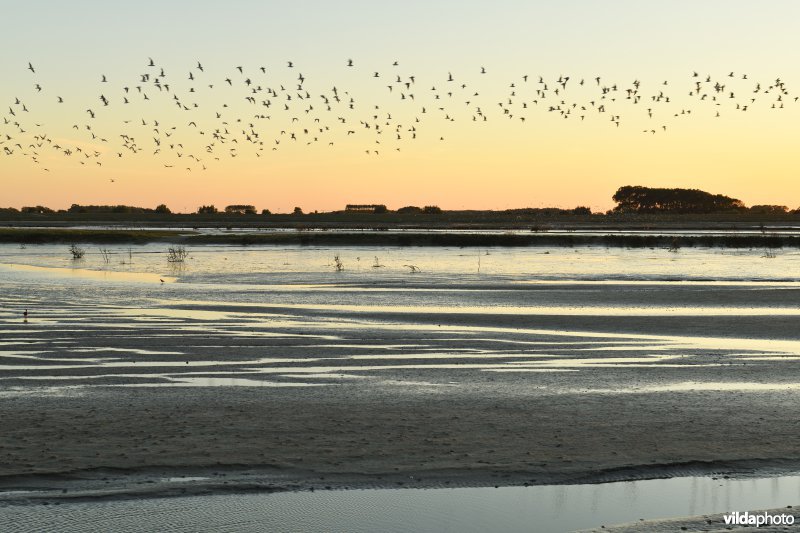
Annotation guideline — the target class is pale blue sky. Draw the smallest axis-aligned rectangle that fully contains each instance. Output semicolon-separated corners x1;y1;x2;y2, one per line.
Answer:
5;1;799;79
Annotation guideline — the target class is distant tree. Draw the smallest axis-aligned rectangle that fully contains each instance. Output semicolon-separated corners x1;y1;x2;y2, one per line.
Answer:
224;204;257;215
261;209;272;215
422;205;442;214
197;205;218;214
373;204;388;214
571;206;592;215
749;205;788;214
293;206;304;215
612;186;745;214
155;204;171;214
397;206;423;214
67;204;164;214
21;206;55;214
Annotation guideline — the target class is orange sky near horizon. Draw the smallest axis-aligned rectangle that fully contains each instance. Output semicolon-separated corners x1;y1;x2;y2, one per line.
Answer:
3;1;800;213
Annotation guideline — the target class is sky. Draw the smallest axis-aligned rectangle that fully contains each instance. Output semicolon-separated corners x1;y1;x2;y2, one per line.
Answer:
2;0;800;213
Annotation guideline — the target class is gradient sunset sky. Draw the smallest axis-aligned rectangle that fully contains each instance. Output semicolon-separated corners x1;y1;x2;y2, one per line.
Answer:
2;0;800;213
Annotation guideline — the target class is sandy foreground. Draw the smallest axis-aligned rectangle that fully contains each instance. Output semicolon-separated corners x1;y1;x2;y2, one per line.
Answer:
1;266;800;529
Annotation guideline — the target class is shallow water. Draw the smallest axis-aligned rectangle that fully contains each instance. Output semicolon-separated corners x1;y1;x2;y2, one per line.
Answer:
1;474;799;532
2;243;800;392
4;242;800;282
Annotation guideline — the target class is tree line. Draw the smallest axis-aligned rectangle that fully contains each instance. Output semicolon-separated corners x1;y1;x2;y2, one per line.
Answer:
1;190;797;216
612;186;793;214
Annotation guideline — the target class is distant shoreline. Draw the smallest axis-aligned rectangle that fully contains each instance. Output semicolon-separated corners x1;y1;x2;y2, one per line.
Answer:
2;210;800;229
0;226;798;248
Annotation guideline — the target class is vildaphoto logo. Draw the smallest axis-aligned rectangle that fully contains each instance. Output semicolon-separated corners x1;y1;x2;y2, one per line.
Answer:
722;511;795;527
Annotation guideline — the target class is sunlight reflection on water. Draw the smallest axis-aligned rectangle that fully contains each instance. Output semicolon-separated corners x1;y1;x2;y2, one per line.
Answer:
4;244;800;394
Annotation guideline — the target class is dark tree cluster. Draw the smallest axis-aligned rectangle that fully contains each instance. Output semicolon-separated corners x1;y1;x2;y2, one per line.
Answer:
612;186;745;214
67;204;172;214
749;205;788;214
504;207;592;216
224;205;257;215
21;206;55;214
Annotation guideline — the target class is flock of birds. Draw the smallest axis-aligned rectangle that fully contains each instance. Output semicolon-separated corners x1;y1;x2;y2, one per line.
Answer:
2;58;797;176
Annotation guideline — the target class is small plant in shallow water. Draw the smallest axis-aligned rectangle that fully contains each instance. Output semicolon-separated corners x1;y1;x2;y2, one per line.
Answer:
667;238;680;253
404;264;421;273
69;244;85;259
333;254;344;272
167;246;188;262
761;249;776;259
372;256;384;268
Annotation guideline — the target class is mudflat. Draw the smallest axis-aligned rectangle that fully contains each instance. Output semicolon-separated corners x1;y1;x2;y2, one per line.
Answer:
2;254;800;501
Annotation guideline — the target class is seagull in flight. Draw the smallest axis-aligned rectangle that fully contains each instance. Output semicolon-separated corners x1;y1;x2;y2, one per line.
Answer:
27;62;35;73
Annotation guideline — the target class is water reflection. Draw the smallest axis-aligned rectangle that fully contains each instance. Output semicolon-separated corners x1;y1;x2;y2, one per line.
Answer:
5;244;800;396
121;377;326;387
0;263;174;284
3;474;799;532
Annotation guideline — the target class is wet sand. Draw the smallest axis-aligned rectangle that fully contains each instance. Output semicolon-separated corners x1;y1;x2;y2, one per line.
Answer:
2;262;800;516
2;384;800;500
